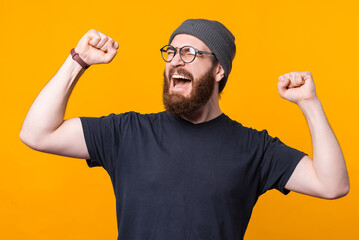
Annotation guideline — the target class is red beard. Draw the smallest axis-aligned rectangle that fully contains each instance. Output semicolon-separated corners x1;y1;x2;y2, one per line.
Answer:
163;66;216;117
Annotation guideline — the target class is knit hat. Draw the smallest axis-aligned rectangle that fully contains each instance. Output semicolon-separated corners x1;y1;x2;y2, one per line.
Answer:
169;19;236;93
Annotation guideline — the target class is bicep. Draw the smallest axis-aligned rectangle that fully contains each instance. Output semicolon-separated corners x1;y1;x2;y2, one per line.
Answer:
39;118;90;159
285;155;327;198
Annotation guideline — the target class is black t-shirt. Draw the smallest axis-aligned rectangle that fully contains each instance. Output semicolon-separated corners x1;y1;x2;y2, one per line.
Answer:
80;111;306;240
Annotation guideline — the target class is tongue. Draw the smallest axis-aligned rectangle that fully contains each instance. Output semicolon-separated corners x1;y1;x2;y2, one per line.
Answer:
175;80;190;88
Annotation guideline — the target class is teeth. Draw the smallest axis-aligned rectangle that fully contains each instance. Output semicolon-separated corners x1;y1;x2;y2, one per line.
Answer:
172;74;190;80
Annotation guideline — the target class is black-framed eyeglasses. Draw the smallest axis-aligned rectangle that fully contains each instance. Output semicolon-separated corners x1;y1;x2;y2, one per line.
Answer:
160;45;215;63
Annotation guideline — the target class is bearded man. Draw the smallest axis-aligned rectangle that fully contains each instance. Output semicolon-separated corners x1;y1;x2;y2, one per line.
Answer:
20;19;349;240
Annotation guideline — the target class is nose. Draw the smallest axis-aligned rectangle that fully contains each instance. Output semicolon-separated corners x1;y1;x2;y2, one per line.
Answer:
170;49;185;67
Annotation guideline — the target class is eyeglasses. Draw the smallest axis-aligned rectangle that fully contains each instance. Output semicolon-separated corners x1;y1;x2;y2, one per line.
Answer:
160;45;215;63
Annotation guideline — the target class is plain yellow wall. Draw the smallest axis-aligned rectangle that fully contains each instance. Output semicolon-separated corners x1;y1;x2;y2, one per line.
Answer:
1;0;358;239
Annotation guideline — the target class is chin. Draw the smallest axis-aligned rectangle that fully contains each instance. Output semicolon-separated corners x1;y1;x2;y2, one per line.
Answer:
162;66;216;117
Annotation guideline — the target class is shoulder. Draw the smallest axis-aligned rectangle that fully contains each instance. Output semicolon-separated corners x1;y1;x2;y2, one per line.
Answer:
223;114;269;138
220;115;277;152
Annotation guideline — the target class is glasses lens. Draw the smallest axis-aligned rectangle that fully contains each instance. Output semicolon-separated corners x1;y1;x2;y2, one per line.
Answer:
161;45;175;62
180;47;196;63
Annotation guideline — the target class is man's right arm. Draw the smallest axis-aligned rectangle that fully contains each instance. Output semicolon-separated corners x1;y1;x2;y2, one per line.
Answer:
20;29;119;159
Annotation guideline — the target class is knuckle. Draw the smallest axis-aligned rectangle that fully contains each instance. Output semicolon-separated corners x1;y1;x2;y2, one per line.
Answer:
88;29;99;37
101;36;109;43
92;33;100;40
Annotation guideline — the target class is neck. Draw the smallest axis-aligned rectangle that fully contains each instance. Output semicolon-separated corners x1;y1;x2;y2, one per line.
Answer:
181;91;222;124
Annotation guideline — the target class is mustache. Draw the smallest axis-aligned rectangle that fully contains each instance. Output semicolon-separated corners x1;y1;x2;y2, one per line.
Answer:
168;67;194;81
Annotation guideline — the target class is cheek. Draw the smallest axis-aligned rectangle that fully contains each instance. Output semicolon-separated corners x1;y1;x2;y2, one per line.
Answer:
165;63;171;76
191;62;212;79
192;70;206;81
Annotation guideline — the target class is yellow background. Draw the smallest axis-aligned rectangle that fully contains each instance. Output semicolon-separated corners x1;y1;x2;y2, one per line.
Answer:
1;0;358;239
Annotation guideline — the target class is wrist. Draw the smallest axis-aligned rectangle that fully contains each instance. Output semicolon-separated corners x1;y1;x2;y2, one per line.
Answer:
298;97;322;117
66;54;86;78
71;48;90;69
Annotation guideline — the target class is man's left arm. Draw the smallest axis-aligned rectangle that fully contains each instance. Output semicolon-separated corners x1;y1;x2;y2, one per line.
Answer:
277;71;349;199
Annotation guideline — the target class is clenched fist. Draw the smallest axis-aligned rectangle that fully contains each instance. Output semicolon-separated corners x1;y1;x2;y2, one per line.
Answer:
278;71;317;105
74;29;119;66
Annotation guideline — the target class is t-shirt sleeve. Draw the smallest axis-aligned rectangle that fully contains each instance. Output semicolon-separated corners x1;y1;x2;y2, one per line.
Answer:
80;113;120;172
258;130;307;195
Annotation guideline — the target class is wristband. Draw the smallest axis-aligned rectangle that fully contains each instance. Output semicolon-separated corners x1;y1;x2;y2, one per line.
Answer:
71;48;90;69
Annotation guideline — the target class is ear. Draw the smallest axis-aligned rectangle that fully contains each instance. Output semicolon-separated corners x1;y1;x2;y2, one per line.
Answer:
214;63;225;83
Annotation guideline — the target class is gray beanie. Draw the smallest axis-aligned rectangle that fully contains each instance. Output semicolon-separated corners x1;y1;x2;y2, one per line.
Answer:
169;19;236;93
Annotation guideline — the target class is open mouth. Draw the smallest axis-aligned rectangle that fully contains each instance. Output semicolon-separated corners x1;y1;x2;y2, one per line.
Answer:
171;74;192;89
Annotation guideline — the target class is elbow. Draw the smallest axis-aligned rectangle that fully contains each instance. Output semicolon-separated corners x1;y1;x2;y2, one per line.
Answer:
19;128;44;151
19;128;30;146
336;184;350;199
20;129;34;149
323;184;350;200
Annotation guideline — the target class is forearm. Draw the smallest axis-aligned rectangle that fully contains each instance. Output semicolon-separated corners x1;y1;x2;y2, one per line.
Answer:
20;55;85;145
299;98;349;196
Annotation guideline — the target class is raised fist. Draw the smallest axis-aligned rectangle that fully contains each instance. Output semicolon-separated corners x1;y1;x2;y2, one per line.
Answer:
278;71;317;105
74;29;119;66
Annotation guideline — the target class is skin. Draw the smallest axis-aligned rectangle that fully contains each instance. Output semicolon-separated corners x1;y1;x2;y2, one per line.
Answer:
278;72;349;199
164;34;225;123
163;66;217;118
20;29;349;200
